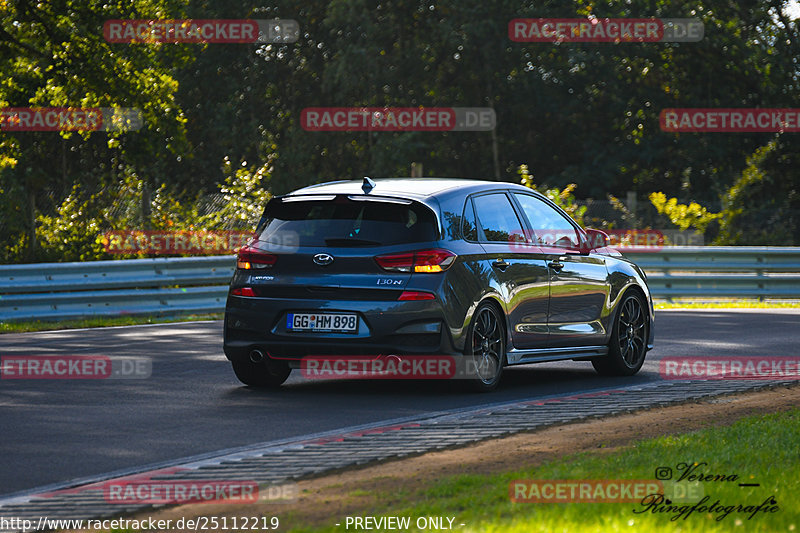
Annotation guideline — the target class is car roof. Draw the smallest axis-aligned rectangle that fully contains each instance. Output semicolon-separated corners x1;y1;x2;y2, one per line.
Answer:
285;177;534;200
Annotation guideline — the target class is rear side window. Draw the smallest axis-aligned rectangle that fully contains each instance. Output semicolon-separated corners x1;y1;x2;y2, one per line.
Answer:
258;197;438;247
461;199;478;241
472;193;523;243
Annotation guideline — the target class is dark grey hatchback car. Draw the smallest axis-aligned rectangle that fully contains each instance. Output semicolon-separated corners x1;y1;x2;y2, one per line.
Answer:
223;178;654;391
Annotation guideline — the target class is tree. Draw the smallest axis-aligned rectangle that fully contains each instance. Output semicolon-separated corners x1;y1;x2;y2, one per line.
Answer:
0;0;192;261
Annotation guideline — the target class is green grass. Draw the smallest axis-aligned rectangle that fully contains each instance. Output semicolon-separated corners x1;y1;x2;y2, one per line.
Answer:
0;313;223;334
285;409;800;532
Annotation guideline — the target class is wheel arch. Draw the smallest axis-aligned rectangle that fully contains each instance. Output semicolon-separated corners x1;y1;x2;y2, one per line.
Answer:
610;284;652;351
467;295;509;364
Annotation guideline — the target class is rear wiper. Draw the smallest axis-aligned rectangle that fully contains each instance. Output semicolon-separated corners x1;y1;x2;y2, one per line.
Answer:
324;237;381;246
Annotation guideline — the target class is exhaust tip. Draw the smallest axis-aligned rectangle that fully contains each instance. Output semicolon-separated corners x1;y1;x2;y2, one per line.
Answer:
249;349;266;363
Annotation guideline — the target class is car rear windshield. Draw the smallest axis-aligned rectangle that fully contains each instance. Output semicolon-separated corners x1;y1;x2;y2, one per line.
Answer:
257;196;439;247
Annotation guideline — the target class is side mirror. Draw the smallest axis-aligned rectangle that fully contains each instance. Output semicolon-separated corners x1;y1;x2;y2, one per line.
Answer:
580;228;610;254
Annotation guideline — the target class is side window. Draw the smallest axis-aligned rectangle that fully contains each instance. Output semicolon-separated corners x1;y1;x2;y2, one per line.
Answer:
461;198;478;241
513;193;581;249
472;193;523;243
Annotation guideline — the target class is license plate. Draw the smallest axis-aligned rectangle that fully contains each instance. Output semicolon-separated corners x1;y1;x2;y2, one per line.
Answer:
287;313;358;333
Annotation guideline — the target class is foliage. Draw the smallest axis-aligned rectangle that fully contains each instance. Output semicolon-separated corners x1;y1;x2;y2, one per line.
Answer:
714;139;799;245
518;164;587;226
649;191;721;233
649;137;798;245
35;184;107;262
34;158;272;261
2;0;799;262
198;156;274;230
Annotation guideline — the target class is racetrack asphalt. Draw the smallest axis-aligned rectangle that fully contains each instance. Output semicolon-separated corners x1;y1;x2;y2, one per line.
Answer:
1;309;798;496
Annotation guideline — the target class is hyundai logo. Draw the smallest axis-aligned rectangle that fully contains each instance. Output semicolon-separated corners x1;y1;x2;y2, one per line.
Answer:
313;253;334;266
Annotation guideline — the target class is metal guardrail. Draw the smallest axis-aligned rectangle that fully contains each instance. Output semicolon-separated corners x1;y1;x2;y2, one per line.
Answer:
623;246;800;300
1;247;799;322
0;256;234;321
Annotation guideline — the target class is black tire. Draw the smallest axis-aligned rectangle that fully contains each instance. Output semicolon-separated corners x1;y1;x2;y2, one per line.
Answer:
593;291;648;376
464;302;506;392
232;357;291;387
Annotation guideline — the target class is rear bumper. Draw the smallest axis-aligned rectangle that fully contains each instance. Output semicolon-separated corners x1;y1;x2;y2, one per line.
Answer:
223;295;459;362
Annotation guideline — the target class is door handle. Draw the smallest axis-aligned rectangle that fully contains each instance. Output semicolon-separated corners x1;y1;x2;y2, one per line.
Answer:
547;260;564;272
492;259;510;271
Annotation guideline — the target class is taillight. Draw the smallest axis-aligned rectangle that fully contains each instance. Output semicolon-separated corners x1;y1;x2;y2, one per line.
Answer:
374;251;415;272
398;290;436;301
414;249;456;272
237;246;277;270
374;249;456;273
231;287;257;297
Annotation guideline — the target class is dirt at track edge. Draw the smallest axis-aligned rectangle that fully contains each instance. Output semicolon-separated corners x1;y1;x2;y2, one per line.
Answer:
120;383;800;531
